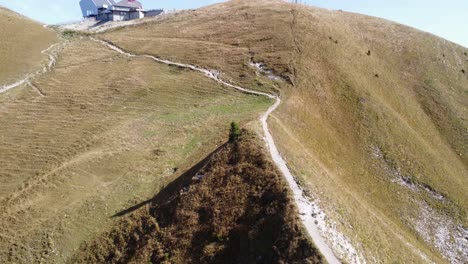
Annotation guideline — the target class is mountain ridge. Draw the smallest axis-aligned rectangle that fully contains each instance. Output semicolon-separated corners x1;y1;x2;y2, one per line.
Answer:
100;0;466;262
0;0;466;263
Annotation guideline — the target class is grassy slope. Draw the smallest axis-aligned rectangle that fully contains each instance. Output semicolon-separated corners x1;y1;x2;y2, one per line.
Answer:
0;37;270;263
0;7;58;85
71;132;323;264
100;1;295;95
101;0;467;262
274;5;467;263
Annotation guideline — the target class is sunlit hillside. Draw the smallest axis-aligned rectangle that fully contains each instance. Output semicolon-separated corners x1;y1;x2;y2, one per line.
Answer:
0;36;271;263
0;0;466;263
101;0;467;262
0;7;57;86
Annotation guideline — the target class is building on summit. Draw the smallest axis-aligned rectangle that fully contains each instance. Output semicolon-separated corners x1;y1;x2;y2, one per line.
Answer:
79;0;163;21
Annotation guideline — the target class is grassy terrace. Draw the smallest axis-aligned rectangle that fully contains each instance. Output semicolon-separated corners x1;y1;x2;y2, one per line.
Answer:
0;38;270;263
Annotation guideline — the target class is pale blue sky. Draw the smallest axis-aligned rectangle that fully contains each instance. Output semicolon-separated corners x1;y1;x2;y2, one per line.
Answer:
0;0;466;47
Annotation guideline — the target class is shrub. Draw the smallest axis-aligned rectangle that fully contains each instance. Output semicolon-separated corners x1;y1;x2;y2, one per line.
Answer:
229;122;241;142
61;29;91;39
61;30;77;38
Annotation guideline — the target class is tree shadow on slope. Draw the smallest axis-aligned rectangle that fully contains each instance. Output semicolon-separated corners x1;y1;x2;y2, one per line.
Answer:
111;143;227;219
71;131;322;264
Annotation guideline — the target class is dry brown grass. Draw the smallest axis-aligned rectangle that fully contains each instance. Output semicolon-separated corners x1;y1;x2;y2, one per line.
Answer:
100;0;295;94
0;37;270;263
100;0;468;262
1;0;467;262
273;5;467;263
71;131;322;264
0;7;58;85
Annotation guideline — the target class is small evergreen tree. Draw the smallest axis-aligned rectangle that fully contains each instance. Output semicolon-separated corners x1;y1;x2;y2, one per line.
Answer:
229;122;241;142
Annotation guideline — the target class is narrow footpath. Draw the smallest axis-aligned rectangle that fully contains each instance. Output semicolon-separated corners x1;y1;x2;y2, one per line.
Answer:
0;42;62;94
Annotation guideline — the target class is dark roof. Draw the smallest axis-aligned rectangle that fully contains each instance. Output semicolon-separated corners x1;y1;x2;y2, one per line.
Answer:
114;0;142;9
92;0;115;7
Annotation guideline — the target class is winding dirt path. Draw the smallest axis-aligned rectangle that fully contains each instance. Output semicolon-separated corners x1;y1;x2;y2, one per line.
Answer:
91;37;343;264
0;42;62;94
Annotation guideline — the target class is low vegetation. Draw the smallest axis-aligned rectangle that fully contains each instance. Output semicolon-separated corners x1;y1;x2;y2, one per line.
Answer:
229;121;241;142
71;131;322;264
60;29;91;39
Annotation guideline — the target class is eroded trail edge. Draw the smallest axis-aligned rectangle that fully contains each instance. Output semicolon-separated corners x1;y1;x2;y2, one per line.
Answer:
92;37;362;264
0;41;63;94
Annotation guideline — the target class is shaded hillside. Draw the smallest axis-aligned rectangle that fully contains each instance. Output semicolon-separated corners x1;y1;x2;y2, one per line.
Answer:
101;0;467;262
0;7;58;85
72;131;322;264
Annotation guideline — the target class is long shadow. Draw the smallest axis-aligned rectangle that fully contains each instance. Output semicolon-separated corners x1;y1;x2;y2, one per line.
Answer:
112;142;227;218
91;20;109;28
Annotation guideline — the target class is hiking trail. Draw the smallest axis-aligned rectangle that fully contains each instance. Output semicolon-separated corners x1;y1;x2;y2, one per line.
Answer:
91;36;363;264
